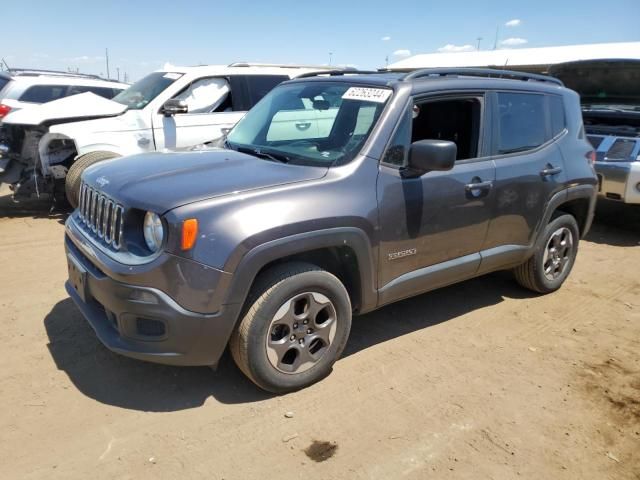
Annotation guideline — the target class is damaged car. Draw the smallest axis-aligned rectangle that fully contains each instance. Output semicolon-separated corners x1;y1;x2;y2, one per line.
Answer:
0;63;332;206
549;59;640;204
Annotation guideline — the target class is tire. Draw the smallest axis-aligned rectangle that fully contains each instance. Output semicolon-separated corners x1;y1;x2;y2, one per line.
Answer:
514;213;580;294
65;151;120;208
229;262;352;393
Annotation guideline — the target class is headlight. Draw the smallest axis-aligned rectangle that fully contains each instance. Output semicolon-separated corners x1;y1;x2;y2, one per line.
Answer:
143;211;164;253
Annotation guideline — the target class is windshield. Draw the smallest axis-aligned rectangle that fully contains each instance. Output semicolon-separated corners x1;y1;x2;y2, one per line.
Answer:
112;71;183;110
550;60;640;109
227;81;391;166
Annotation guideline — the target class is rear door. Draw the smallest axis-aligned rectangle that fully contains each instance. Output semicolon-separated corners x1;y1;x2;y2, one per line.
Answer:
482;91;568;252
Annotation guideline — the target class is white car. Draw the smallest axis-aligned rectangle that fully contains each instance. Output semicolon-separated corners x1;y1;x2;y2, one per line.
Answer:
0;63;334;206
0;69;127;120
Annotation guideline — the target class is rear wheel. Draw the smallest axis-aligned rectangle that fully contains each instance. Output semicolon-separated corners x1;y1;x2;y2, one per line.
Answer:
65;151;120;208
229;262;352;393
514;213;580;293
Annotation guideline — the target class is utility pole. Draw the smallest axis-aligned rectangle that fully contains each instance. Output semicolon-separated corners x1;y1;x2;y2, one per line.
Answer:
476;37;483;51
105;48;110;78
493;26;500;50
385;55;389;68
116;67;120;82
328;52;333;66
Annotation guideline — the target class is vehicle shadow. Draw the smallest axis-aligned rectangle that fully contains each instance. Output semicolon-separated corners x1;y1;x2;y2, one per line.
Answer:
0;191;70;224
44;271;532;411
584;199;640;248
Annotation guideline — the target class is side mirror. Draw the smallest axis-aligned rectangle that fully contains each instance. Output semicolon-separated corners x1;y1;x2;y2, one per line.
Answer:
162;99;188;116
403;139;457;178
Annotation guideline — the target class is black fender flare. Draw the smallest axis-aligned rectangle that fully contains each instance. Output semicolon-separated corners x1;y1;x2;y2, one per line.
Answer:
223;227;378;314
534;184;597;245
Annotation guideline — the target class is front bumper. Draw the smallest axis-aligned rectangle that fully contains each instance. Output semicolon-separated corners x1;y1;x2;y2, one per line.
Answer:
595;161;640;204
64;220;242;367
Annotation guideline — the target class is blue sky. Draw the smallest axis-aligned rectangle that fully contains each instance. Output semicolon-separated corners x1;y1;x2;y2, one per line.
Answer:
2;0;639;81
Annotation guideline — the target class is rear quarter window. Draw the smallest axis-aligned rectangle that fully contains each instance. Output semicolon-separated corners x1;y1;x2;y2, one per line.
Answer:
0;77;10;95
549;95;566;137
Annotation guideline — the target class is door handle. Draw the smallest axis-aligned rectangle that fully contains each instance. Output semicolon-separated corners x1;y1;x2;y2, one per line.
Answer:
295;122;311;131
465;180;493;191
540;165;562;177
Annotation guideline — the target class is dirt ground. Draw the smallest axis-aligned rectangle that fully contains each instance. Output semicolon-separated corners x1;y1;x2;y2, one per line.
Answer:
0;189;638;480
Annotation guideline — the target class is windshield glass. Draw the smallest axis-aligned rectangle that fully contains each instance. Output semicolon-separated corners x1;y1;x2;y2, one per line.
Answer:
227;81;391;166
112;72;183;110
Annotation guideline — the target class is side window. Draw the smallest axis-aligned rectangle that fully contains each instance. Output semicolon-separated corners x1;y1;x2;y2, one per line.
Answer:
19;85;67;103
245;75;288;108
497;92;546;154
412;97;482;160
382;107;411;166
172;77;231;114
548;95;566;137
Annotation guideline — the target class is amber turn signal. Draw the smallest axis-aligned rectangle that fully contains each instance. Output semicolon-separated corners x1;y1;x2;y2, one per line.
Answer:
181;219;199;251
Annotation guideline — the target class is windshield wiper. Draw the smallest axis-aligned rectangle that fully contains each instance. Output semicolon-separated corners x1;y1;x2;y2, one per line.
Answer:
235;146;290;164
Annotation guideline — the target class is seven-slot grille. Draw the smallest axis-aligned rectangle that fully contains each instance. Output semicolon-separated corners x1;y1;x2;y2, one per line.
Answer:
78;182;124;250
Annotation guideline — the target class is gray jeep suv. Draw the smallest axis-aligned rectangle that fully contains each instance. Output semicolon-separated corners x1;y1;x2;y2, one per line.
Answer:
64;68;597;392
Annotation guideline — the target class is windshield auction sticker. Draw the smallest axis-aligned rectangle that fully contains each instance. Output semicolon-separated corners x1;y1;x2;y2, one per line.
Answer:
342;87;392;103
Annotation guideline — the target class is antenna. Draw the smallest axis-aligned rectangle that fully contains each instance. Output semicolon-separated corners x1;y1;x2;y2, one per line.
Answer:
105;48;110;79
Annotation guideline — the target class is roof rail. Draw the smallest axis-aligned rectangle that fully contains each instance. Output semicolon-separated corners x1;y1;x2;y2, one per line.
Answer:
227;62;338;70
294;69;384;79
401;68;564;86
6;68;104;80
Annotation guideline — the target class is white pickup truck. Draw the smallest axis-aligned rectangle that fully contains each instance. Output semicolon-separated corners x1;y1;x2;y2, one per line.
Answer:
0;63;332;206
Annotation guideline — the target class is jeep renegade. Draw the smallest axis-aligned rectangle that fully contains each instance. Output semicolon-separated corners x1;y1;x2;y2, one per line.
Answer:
64;68;598;392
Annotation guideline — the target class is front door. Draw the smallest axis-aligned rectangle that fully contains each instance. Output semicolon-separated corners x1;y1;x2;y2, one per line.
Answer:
376;94;496;303
152;76;244;150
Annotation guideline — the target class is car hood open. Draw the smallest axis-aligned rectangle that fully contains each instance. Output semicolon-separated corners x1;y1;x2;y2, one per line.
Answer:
82;148;329;213
549;59;640;108
2;92;128;126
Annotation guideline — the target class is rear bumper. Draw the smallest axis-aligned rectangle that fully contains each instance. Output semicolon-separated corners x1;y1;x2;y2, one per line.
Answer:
64;227;241;367
595;161;640;204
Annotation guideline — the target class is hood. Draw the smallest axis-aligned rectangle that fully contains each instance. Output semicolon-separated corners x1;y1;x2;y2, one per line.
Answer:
2;92;127;126
83;148;328;213
549;59;640;108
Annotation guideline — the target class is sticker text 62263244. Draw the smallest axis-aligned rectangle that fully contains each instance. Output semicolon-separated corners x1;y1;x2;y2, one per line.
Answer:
342;87;392;104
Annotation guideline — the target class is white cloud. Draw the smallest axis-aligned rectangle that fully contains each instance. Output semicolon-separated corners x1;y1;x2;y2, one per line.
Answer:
437;44;475;53
505;19;521;27
393;49;411;58
65;55;104;63
381;36;391;41
500;37;528;47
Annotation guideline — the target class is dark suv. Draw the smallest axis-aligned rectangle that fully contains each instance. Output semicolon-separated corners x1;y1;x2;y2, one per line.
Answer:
64;68;597;392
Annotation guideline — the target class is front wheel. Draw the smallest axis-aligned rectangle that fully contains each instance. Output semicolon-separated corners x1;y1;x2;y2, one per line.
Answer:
65;151;120;208
513;213;580;293
229;262;352;393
